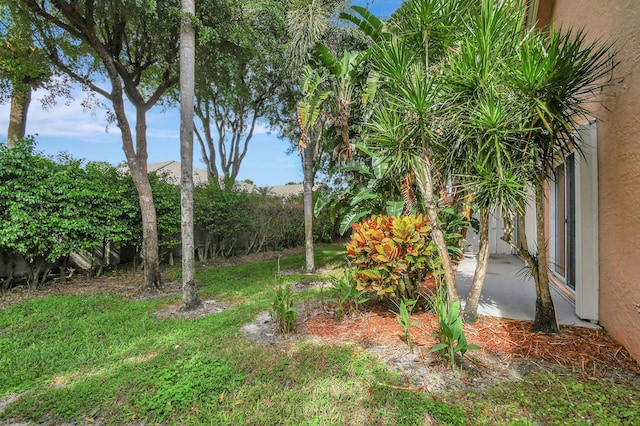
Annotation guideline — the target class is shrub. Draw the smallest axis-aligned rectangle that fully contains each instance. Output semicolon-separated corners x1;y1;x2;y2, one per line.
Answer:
194;185;254;258
0;139;138;285
346;214;437;305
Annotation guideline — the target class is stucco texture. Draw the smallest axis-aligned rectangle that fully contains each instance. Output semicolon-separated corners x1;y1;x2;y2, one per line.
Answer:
550;1;640;361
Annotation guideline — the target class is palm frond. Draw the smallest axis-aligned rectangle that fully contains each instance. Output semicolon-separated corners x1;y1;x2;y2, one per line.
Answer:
339;5;389;43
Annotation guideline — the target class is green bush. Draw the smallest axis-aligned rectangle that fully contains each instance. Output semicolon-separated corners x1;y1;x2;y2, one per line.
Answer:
194;184;254;258
346;214;437;305
0;139;138;285
193;188;337;259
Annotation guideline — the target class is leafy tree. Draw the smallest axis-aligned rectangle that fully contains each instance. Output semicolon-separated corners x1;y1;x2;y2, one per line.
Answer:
194;0;297;190
0;5;53;145
16;0;183;292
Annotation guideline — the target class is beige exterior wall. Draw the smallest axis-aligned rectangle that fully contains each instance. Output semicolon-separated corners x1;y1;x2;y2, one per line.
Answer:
548;1;640;361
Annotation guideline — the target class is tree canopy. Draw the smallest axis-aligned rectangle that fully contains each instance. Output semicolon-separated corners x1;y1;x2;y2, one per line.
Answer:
193;0;298;189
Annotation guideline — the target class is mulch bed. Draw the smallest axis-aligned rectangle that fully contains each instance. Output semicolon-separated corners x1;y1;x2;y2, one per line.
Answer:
299;305;640;378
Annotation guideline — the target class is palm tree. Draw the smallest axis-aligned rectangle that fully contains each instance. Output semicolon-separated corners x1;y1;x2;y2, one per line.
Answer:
178;0;202;311
286;0;355;273
296;65;331;272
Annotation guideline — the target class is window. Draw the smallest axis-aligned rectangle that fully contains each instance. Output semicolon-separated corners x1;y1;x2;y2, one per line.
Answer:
552;153;576;290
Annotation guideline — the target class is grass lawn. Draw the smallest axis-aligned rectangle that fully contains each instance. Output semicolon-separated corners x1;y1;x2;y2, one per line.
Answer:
1;244;638;425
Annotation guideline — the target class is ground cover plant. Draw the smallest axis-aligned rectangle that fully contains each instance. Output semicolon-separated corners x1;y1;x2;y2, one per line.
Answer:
1;244;639;425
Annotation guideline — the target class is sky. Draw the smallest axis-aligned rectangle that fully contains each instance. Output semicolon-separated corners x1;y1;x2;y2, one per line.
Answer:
0;0;405;187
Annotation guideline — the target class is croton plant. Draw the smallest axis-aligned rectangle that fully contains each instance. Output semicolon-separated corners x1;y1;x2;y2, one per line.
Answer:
346;214;437;303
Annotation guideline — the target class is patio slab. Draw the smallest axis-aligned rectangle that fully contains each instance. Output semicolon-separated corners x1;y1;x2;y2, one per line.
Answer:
456;253;599;328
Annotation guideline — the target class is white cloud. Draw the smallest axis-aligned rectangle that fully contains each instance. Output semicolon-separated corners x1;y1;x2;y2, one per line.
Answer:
0;88;121;140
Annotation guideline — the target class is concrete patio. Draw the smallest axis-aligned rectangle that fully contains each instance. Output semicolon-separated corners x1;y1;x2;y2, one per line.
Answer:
456;253;599;328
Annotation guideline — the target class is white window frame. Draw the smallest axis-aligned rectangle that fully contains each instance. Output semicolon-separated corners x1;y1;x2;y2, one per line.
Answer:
549;121;599;321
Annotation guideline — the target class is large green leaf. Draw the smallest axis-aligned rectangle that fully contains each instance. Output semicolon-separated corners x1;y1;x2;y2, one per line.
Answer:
313;42;341;76
385;201;405;218
350;189;381;206
339;209;371;235
339;5;389;43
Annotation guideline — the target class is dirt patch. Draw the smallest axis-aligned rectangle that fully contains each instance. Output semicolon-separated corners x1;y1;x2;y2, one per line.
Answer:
241;311;287;346
200;246;308;269
0;391;30;426
0;272;186;309
153;299;227;320
241;302;533;394
0;246;313;310
290;278;332;292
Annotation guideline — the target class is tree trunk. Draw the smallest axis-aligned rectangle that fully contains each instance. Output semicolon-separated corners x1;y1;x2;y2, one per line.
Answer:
463;207;490;324
302;144;315;273
194;122;220;188
131;165;162;292
7;86;31;147
110;77;162;293
415;157;459;305
178;0;202;312
532;184;559;333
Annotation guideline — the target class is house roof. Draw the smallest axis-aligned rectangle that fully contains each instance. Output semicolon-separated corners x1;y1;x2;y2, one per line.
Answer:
147;161;304;197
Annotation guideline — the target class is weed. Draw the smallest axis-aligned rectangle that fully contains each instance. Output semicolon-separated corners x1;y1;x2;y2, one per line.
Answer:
138;353;244;421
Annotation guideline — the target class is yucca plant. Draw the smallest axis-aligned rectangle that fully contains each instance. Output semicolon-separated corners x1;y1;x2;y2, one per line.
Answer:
437;0;618;332
438;0;531;325
503;23;618;333
362;45;461;307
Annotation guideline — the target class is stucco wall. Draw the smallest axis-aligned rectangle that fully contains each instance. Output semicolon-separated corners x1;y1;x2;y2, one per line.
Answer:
550;1;640;361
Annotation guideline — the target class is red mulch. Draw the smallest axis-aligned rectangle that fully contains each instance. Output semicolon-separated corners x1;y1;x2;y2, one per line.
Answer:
299;304;640;377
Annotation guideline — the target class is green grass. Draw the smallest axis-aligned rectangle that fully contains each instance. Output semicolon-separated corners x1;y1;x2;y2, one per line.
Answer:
1;244;638;425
